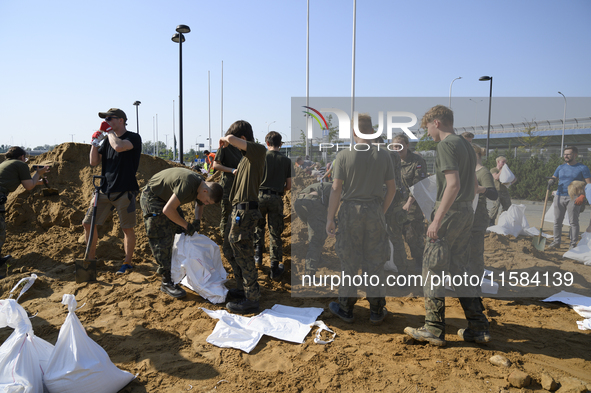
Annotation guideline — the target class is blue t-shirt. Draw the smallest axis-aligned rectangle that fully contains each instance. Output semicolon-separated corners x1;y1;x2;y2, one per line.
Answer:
553;163;591;196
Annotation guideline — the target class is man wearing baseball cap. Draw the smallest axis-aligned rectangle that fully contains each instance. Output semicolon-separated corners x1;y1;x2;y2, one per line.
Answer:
83;108;142;274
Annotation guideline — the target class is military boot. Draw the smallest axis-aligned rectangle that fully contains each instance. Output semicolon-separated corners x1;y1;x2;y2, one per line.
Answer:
160;270;187;299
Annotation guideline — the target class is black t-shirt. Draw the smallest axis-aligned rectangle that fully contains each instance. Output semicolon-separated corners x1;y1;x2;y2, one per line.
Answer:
98;131;142;193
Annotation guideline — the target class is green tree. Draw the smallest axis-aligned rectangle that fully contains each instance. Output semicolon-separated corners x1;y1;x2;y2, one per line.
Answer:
415;131;437;152
517;122;549;152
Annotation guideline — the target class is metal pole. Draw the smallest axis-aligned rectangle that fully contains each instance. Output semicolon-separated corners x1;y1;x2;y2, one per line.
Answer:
350;0;356;147
221;60;224;137
305;0;310;157
156;114;159;157
448;77;461;108
179;33;184;165
208;71;211;152
152;116;155;157
558;91;567;156
172;100;176;161
485;78;493;154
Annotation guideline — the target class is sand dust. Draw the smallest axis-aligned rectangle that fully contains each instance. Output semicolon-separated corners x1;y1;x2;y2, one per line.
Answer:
1;143;590;392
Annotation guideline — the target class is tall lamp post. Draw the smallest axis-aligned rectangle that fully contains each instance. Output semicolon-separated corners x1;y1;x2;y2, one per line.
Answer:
267;120;276;133
448;77;462;108
172;24;190;165
479;76;493;154
133;101;141;134
558;91;567;156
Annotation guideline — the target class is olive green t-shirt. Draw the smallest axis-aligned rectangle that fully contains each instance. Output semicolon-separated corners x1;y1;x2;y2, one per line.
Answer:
388;150;406;205
475;166;494;211
214;144;242;198
260;150;293;193
401;151;428;189
434;134;476;203
229;141;267;205
333;145;395;203
0;159;31;192
148;167;204;206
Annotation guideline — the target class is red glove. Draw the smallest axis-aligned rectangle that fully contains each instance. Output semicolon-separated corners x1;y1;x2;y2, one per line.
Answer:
99;121;112;132
92;131;103;140
575;194;586;205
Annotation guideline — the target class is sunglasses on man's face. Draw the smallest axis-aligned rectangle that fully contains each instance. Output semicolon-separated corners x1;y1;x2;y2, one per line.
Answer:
105;116;119;121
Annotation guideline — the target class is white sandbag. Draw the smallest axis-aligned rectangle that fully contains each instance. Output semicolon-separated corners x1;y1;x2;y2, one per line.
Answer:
171;234;228;304
201;305;327;353
43;295;134;393
563;232;591;265
544;194;571;226
499;164;515;185
410;175;478;223
0;299;54;393
487;204;549;238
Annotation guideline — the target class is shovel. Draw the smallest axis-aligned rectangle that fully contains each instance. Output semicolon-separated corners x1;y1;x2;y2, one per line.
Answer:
76;175;105;283
41;177;59;196
533;184;552;251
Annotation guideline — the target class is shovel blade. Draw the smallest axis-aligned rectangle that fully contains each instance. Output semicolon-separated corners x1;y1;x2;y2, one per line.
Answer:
41;188;60;196
532;236;546;251
75;259;97;283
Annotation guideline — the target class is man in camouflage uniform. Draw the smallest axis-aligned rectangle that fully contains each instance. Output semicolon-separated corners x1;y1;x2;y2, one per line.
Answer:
404;105;490;347
220;120;267;314
141;167;223;298
293;181;332;275
393;133;428;273
384;146;410;274
254;131;292;280
213;137;242;237
326;114;396;325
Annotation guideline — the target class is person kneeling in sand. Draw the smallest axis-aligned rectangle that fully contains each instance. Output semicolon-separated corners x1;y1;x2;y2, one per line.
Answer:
141;167;222;298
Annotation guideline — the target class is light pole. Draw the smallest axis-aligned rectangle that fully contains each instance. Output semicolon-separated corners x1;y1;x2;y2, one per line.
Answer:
558;91;567;156
479;76;493;154
267;121;276;133
133;101;141;134
448;77;462;108
172;24;190;165
469;98;483;125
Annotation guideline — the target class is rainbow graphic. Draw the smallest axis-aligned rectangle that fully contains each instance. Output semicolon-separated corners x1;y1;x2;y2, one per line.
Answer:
302;106;329;131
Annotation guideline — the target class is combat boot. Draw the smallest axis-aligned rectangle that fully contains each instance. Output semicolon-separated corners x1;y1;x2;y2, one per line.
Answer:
457;328;491;344
227;298;259;314
0;255;11;267
160;270;186;299
226;288;245;300
404;326;446;347
370;307;388;325
269;261;284;281
329;301;354;323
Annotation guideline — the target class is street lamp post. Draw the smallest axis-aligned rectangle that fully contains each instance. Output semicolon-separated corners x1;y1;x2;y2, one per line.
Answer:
267;121;276;133
172;24;190;165
558;91;567;156
448;77;462;108
133;101;141;134
479;76;493;154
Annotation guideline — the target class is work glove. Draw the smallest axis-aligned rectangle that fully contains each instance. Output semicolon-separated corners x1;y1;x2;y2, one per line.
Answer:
91;122;112;147
185;219;200;236
575;194;586;206
547;178;556;187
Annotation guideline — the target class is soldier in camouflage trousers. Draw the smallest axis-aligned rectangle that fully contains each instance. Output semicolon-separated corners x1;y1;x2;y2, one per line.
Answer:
326;114;396;325
213;142;242;237
254;131;292;280
293;181;332;274
394;133;428;273
384;149;410;274
141;168;222;299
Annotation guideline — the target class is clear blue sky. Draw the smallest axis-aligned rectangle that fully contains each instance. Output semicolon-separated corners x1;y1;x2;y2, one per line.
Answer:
0;0;589;150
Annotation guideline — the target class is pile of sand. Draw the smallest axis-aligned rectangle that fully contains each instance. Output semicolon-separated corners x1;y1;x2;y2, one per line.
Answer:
0;143;590;392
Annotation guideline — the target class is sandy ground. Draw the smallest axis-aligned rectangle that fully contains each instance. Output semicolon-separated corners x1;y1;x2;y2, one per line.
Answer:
1;143;590;393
